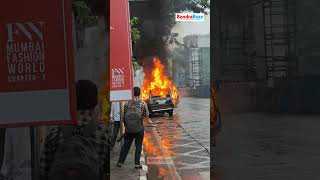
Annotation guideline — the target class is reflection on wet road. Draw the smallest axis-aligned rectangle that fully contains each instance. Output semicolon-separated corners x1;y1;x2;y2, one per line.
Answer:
144;98;210;180
213;113;320;180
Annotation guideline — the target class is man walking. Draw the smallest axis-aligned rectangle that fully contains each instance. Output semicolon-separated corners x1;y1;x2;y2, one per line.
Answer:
110;101;121;149
117;87;149;169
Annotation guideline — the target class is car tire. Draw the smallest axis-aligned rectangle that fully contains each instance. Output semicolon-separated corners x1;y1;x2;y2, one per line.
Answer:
168;110;173;117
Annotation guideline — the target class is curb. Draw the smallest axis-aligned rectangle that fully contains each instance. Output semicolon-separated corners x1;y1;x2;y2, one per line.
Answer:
138;118;152;180
141;118;181;180
139;145;148;180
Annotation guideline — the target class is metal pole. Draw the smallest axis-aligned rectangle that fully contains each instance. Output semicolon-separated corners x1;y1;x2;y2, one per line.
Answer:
30;127;40;180
0;128;6;174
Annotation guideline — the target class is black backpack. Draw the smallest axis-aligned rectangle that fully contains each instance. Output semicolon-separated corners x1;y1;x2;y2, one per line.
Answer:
124;101;143;133
48;120;103;180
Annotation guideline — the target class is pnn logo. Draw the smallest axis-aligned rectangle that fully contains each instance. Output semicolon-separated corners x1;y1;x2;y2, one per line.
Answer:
7;22;45;42
112;68;125;76
175;13;205;22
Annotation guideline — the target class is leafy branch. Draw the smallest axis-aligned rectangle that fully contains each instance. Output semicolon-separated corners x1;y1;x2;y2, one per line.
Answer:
72;0;98;28
130;17;141;44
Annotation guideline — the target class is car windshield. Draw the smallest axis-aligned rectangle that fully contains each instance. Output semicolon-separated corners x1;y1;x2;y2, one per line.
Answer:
153;96;164;100
150;96;168;101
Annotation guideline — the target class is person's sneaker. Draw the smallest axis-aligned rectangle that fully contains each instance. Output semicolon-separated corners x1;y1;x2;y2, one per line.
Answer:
117;163;123;167
135;165;142;169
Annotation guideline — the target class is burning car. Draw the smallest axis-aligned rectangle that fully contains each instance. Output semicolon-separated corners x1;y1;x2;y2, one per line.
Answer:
141;58;179;117
147;93;174;116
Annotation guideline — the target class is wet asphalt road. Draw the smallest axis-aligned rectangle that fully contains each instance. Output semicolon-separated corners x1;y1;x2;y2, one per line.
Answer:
213;113;320;180
144;97;210;180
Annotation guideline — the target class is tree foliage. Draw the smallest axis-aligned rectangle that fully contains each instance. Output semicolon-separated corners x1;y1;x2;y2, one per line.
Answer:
72;0;97;28
130;17;141;44
130;17;142;73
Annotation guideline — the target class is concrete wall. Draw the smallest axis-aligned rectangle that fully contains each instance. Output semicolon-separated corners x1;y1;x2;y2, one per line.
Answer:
173;64;188;88
200;47;210;86
274;77;320;113
296;0;320;76
75;17;107;94
198;34;210;47
191;85;210;98
218;82;256;113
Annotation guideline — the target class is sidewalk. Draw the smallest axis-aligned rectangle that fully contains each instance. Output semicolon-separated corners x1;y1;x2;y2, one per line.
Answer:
110;138;141;180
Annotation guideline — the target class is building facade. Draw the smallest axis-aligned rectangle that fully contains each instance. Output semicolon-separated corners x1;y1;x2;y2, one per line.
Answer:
181;34;210;97
212;0;320;113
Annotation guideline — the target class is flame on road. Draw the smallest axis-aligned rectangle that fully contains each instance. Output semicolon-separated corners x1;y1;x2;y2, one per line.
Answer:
143;131;175;157
141;57;179;104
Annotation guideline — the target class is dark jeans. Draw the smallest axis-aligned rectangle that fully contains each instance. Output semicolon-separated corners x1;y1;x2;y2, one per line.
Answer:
118;130;144;165
111;121;121;147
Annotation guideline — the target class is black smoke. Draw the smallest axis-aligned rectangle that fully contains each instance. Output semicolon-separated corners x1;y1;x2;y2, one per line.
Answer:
130;0;176;68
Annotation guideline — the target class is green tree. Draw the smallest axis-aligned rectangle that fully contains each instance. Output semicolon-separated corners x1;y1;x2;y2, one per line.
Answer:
72;0;97;28
130;17;141;73
130;17;141;44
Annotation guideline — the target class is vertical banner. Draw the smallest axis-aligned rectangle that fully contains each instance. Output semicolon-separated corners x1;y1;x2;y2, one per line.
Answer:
110;0;133;101
0;0;76;127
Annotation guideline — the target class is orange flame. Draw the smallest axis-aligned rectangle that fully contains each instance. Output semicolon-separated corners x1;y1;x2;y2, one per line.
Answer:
141;58;179;104
143;129;176;157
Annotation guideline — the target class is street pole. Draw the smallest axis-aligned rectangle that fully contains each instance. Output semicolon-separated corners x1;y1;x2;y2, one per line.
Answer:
30;127;40;180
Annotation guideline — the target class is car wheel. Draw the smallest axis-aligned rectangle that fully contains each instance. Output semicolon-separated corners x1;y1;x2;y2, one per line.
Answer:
168;110;173;117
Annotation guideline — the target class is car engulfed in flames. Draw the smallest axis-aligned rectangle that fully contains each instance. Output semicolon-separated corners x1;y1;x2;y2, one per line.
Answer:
141;57;179;116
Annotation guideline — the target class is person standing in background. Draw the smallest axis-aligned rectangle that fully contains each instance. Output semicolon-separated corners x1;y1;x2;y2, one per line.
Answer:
110;102;121;149
1;128;32;180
